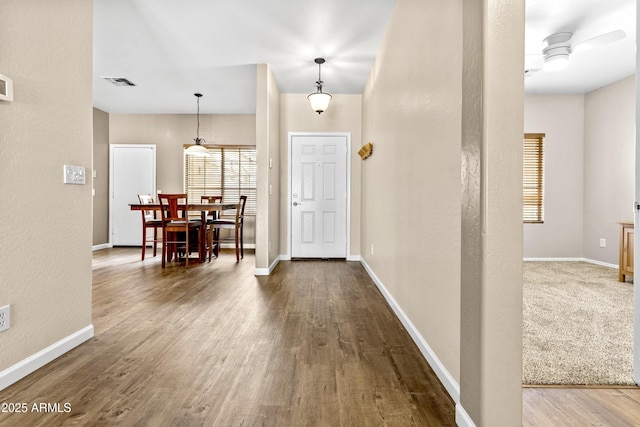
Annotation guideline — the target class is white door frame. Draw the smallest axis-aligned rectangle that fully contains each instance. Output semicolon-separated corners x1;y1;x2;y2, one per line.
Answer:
286;132;351;259
634;1;640;385
634;1;640;381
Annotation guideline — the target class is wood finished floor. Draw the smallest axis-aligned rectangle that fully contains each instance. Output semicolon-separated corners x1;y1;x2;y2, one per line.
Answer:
522;386;640;426
0;248;455;426
2;248;639;426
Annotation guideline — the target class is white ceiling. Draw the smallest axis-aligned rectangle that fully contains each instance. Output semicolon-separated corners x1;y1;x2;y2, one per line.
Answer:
93;0;396;114
93;0;637;115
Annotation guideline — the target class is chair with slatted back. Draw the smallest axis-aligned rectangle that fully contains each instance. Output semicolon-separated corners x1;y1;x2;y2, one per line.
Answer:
212;195;247;262
201;195;222;261
158;194;202;268
137;194;163;261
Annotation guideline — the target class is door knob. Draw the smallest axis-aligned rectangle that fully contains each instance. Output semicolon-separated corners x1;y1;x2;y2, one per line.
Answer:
293;202;301;206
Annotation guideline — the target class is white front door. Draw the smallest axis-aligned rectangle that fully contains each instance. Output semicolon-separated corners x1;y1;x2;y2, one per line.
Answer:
110;144;156;246
290;134;348;258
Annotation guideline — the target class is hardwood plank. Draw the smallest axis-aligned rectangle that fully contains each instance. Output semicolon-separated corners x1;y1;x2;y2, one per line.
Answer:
0;248;455;426
523;387;640;426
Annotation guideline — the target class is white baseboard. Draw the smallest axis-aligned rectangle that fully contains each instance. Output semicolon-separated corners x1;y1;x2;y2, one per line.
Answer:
220;243;256;249
583;258;618;269
92;243;111;251
255;255;280;276
359;259;460;404
456;404;476;427
277;254;358;261
0;325;94;391
523;257;618;269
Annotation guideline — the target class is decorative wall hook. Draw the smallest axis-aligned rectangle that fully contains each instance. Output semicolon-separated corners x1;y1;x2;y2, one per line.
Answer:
358;142;373;160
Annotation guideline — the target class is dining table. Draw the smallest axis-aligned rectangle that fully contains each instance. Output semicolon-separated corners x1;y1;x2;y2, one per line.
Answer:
129;201;237;264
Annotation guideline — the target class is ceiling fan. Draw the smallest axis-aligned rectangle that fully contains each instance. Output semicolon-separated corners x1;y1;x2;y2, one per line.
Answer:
525;29;626;76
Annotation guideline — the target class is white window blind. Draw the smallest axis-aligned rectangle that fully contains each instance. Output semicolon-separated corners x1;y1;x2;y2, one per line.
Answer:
184;146;257;215
523;133;545;223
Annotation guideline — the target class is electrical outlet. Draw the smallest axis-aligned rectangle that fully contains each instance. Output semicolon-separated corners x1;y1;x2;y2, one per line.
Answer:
0;305;10;332
599;238;606;248
370;244;374;255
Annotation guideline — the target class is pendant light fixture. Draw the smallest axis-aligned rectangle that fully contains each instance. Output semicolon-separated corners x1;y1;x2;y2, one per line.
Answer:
307;58;332;114
185;93;209;156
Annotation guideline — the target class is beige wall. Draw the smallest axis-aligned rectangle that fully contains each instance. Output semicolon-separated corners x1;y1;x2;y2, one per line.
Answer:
0;0;93;374
584;76;635;264
524;95;585;258
279;94;362;258
361;0;462;383
93;108;110;246
255;64;281;271
107;114;257;245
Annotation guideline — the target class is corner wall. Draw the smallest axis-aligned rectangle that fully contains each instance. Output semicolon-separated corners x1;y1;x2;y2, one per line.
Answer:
523;76;636;265
93;108;110;247
255;64;281;272
584;76;635;264
0;0;93;385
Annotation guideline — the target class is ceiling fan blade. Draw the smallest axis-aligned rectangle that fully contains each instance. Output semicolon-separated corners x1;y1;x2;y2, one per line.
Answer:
573;29;626;54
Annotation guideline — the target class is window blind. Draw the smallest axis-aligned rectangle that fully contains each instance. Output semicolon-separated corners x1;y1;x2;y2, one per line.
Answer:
523;133;545;223
184;146;257;215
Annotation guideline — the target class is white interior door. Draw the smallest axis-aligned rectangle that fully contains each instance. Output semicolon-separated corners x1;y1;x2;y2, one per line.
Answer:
290;134;348;258
110;144;156;246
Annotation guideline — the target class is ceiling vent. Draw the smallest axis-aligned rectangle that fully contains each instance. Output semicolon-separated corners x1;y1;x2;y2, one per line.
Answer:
102;77;136;87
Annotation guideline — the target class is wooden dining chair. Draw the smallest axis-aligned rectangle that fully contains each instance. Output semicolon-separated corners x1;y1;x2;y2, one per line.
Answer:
137;194;163;261
201;195;222;261
212;195;247;262
158;194;202;268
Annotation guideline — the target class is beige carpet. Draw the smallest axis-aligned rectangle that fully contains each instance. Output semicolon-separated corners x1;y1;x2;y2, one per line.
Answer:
523;261;635;385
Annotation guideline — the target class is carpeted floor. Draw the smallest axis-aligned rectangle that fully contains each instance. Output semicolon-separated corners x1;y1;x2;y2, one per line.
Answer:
523;261;634;385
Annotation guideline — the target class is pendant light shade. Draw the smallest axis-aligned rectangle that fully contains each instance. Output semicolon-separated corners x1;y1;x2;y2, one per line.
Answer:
186;93;209;156
308;58;332;114
308;92;332;114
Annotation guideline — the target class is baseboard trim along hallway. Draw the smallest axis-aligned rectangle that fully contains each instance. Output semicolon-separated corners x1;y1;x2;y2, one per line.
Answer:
359;259;461;402
0;325;94;391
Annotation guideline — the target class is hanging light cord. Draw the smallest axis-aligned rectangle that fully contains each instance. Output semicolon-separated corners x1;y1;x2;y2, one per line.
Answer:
194;93;204;145
315;58;325;93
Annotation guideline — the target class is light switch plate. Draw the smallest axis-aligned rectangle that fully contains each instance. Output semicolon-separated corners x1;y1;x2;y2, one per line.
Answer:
0;74;13;102
63;165;86;185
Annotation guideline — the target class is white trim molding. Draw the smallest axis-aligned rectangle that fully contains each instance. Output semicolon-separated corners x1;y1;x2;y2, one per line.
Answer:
523;257;618;269
0;325;94;391
92;243;111;251
255;255;280;276
360;259;460;403
456;404;477;427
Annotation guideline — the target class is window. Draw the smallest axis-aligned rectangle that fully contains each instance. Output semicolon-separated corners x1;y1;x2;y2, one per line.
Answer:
184;146;257;215
523;133;545;223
